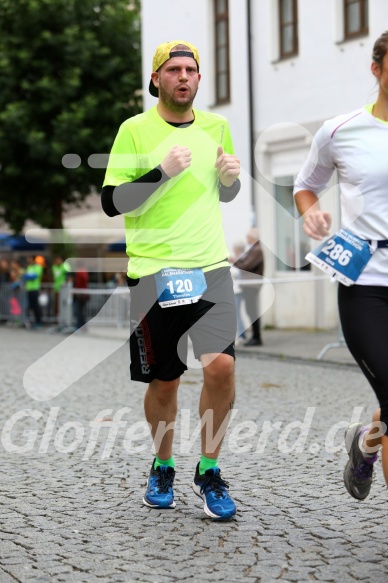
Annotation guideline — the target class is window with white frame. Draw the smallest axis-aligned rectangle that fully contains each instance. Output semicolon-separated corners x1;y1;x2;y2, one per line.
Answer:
214;0;230;104
275;177;311;271
344;0;369;39
278;0;298;59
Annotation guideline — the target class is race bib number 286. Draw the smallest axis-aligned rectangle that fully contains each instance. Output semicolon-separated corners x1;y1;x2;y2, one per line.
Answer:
305;229;373;286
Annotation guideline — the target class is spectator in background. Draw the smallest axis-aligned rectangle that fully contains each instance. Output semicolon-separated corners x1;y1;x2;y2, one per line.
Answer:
24;255;45;328
9;260;22;284
52;256;69;318
72;261;89;330
0;258;10;284
0;258;10;323
9;260;23;323
232;227;264;346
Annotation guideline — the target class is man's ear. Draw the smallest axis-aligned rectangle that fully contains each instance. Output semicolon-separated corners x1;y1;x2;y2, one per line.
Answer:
151;71;159;88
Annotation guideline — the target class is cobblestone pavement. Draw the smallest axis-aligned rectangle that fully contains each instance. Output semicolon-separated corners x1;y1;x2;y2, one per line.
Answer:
1;326;387;583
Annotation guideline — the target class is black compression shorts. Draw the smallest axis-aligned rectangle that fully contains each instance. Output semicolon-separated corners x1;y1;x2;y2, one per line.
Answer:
128;267;236;383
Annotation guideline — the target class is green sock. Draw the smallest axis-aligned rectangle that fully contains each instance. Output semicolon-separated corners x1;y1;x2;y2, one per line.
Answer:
154;456;175;469
199;454;218;475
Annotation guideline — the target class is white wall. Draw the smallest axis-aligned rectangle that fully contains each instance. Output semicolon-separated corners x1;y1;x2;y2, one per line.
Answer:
254;0;386;131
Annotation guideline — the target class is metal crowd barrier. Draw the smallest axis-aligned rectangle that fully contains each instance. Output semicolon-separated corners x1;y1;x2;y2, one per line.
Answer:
0;282;58;327
0;282;131;330
58;283;130;331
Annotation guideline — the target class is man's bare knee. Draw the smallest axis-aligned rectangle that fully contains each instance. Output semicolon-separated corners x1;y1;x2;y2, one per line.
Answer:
202;354;234;385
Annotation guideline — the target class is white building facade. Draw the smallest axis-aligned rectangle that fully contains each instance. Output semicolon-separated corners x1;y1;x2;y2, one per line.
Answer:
141;0;387;329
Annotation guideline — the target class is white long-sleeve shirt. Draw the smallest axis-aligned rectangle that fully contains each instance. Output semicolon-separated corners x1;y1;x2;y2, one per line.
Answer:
294;106;388;285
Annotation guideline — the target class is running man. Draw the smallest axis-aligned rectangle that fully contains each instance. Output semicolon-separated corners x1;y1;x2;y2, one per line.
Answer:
101;40;241;519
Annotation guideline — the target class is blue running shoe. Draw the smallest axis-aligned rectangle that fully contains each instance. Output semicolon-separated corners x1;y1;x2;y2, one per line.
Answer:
143;461;176;509
192;463;236;519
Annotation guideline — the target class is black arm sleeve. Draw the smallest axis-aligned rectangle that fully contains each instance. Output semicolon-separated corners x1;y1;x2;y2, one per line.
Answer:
218;178;241;202
101;165;170;217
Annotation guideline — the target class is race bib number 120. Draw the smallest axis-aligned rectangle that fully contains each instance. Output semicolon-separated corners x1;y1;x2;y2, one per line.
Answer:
155;268;207;308
305;229;373;286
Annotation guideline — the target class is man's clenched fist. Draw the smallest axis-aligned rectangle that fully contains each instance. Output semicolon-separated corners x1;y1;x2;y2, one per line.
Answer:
161;145;192;178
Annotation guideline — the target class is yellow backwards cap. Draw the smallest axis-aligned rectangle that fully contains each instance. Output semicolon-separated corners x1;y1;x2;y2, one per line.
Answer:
149;40;200;97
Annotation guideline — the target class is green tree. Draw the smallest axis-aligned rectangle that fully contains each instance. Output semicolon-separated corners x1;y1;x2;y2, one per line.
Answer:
0;0;142;232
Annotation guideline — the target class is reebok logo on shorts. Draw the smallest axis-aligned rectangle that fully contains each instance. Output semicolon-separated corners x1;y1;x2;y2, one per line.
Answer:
133;314;156;375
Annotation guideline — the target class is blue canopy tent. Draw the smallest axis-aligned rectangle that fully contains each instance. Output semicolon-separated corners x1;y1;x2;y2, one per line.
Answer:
0;234;46;252
107;241;126;252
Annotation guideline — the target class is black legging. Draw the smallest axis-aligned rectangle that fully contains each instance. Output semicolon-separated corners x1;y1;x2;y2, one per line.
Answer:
27;290;42;325
338;284;388;434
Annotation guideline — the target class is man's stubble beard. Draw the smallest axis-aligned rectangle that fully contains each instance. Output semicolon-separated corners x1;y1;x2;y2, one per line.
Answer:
158;84;198;114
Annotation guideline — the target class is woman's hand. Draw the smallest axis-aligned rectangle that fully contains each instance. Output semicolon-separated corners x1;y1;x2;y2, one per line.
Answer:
303;209;332;240
294;190;332;240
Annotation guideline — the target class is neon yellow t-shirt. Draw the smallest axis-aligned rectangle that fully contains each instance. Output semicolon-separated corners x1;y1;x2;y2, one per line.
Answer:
25;264;43;291
52;262;69;292
103;106;235;279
